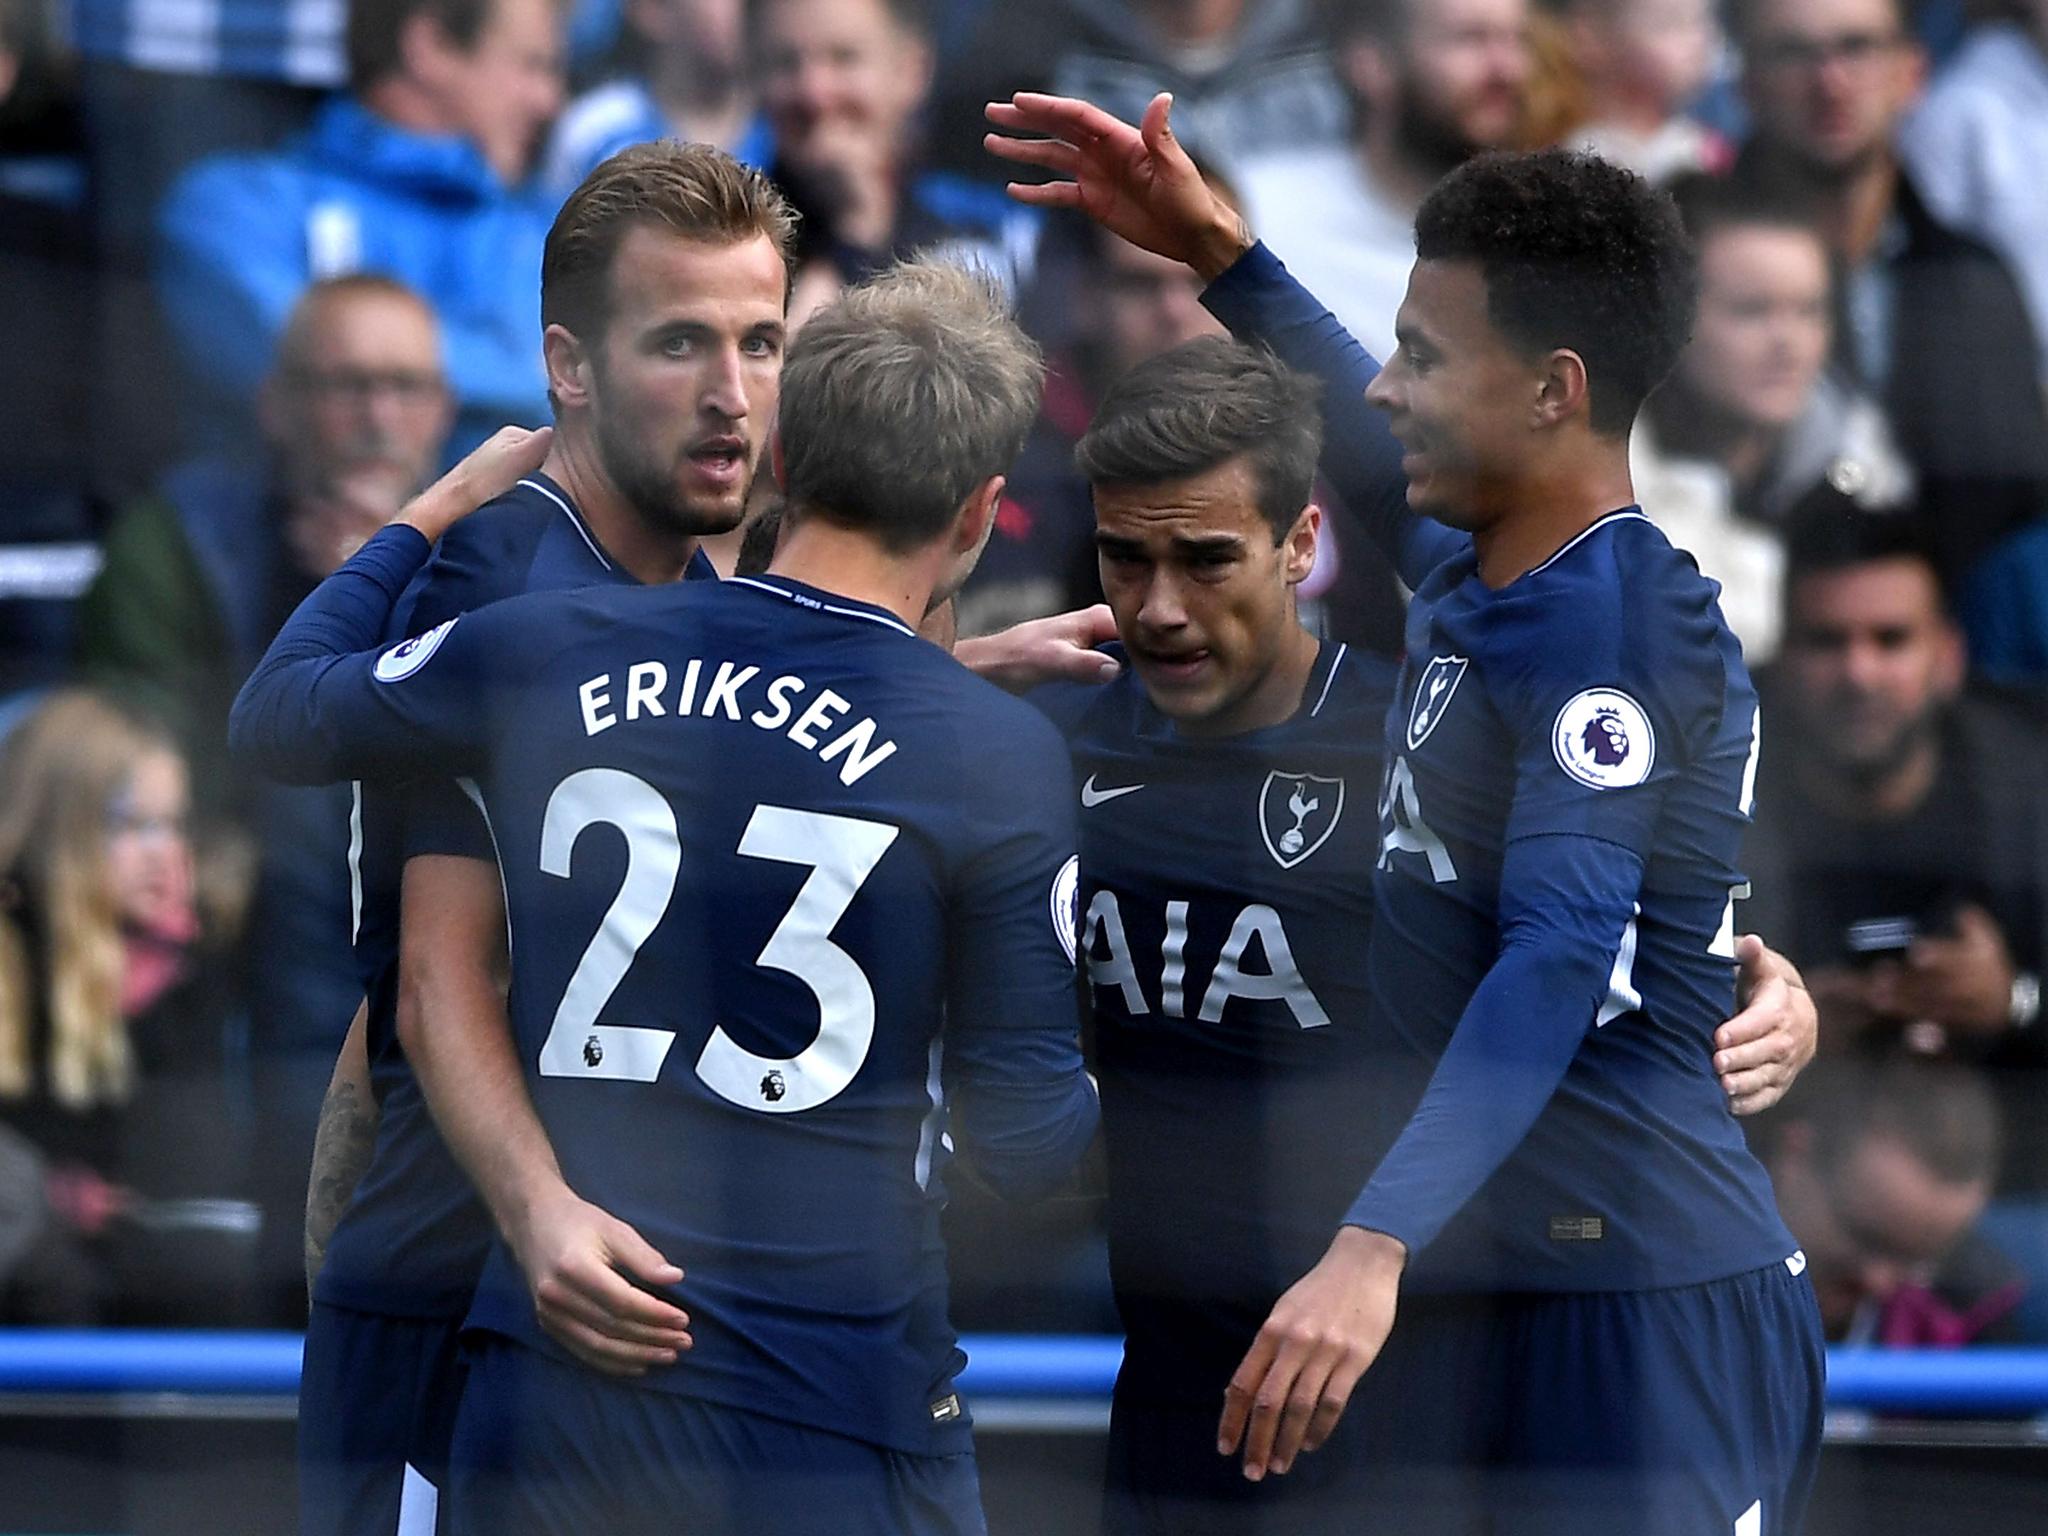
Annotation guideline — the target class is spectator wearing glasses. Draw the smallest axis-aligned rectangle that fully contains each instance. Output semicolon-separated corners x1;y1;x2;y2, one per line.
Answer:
1733;0;2048;577
543;0;772;196
80;279;453;1319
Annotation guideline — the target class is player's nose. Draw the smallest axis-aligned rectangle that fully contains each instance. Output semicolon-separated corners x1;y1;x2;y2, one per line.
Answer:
702;345;750;418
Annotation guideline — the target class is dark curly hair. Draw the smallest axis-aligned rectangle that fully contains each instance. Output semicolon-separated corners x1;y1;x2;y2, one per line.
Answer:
1414;150;1698;436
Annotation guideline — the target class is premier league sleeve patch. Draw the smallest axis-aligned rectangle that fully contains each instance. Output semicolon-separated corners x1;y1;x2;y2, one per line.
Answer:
373;618;458;683
1551;688;1655;790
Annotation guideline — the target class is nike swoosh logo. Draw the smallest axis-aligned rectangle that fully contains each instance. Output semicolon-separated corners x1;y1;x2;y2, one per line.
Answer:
1080;775;1145;808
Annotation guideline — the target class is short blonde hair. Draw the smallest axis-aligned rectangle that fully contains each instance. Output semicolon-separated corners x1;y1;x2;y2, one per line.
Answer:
778;256;1044;553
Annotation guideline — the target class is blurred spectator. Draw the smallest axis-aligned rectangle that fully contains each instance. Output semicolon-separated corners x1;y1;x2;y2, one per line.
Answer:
65;0;336;493
1899;0;2048;379
1743;498;2048;1335
543;0;772;195
1237;0;1532;357
753;0;1038;323
1559;0;1733;180
79;279;453;1317
1635;180;1912;660
80;277;453;756
1047;0;1350;168
1766;1052;2020;1344
1734;0;2048;577
156;0;564;455
0;693;254;1327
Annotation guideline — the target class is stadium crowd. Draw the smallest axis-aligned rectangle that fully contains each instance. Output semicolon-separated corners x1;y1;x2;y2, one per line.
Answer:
1;0;2046;1370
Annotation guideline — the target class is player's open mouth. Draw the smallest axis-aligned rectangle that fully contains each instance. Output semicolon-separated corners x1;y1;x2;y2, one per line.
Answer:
1139;649;1210;681
687;438;747;485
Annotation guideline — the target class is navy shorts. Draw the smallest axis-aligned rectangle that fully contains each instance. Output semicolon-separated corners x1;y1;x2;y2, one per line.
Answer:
448;1336;988;1536
298;1302;467;1536
1355;1257;1827;1536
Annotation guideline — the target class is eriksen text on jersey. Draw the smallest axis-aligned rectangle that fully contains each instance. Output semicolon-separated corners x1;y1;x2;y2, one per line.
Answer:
232;527;1100;1457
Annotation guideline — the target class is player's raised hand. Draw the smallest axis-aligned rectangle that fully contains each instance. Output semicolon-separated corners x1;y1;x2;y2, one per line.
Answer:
984;92;1253;280
1716;934;1818;1115
510;1183;693;1378
398;424;553;544
955;603;1122;691
1219;1225;1405;1480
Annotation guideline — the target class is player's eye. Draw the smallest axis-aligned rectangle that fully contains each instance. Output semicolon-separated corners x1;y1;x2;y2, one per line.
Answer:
742;335;782;359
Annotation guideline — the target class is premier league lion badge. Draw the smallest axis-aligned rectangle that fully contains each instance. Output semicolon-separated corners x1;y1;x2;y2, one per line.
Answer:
1260;771;1345;870
1552;688;1656;790
373;617;458;683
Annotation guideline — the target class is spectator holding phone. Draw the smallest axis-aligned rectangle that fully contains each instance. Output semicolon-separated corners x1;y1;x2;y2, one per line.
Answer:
1742;493;2048;1337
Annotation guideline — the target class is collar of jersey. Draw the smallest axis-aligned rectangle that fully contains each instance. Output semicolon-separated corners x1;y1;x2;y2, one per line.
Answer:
727;575;918;638
512;474;717;585
1443;505;1650;597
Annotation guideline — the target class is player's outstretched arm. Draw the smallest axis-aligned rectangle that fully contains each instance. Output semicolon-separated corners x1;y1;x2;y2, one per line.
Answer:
954;604;1121;691
983;92;1253;280
1716;936;1817;1115
304;1002;376;1298
399;855;692;1377
229;426;552;784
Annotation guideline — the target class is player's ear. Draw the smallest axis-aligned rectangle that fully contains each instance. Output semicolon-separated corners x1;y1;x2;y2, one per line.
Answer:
957;475;1005;559
1281;503;1321;586
543;324;596;413
1533;349;1591;430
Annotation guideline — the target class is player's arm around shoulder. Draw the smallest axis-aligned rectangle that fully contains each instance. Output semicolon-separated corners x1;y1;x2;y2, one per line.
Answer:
228;428;551;783
937;691;1099;1202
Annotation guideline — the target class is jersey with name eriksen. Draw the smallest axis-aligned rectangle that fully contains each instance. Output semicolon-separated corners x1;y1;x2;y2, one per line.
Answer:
316;474;710;1320
1366;509;1795;1293
272;567;1098;1456
1040;640;1397;1394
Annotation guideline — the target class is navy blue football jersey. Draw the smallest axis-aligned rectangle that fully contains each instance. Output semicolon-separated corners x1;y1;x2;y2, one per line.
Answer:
316;474;715;1319
1038;640;1396;1394
1208;246;1796;1294
233;529;1100;1455
1354;510;1796;1292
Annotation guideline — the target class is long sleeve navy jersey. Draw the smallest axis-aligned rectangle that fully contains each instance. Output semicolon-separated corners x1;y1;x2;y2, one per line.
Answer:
233;527;1099;1454
1206;244;1796;1293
